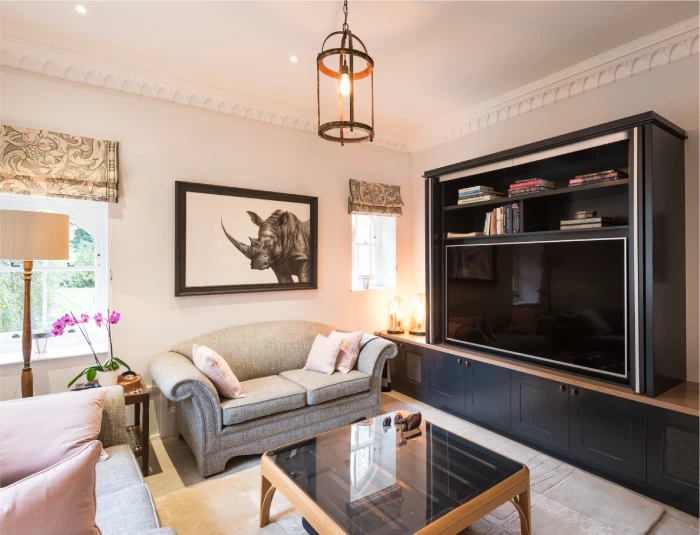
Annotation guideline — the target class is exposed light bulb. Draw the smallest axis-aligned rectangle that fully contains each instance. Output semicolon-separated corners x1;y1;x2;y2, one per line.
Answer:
75;4;86;13
289;56;298;63
339;73;351;96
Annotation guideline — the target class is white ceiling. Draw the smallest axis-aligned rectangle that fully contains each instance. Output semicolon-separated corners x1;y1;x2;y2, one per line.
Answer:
1;1;698;136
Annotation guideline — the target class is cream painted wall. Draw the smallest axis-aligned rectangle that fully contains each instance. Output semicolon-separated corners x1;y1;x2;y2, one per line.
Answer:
0;68;415;399
410;57;700;381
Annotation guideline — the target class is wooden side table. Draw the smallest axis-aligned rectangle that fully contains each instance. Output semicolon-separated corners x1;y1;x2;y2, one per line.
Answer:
124;378;150;476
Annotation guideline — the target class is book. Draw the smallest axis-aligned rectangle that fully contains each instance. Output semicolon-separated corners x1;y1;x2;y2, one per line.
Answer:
508;186;553;197
560;222;612;230
459;185;494;194
458;189;499;198
490;210;497;235
483;212;491;235
575;210;597;219
561;217;612;226
510;178;554;189
447;232;484;238
569;172;625;186
513;204;520;233
457;194;503;205
574;170;628;180
506;204;512;234
496;207;503;235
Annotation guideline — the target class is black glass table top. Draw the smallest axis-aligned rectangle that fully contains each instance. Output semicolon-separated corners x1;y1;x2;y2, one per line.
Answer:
266;413;524;535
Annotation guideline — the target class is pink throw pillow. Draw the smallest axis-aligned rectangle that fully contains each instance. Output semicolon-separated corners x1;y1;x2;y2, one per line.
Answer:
304;334;343;375
329;331;364;373
0;388;107;487
0;440;102;535
192;344;246;399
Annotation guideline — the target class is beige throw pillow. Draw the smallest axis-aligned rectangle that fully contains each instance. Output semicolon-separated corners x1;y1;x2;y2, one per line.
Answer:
329;331;364;373
0;388;107;487
304;334;343;374
0;440;102;535
192;344;246;399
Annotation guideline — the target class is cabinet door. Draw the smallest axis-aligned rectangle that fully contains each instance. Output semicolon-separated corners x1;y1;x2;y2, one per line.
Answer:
570;387;646;482
428;352;466;416
391;342;429;402
647;407;699;508
511;372;569;453
464;360;511;432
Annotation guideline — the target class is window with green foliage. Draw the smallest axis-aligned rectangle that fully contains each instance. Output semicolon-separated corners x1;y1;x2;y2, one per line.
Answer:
0;195;108;354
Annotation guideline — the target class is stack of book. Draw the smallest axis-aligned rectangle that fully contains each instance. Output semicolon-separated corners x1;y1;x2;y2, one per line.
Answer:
483;203;520;235
569;169;628;187
560;210;612;230
458;185;504;205
508;178;555;197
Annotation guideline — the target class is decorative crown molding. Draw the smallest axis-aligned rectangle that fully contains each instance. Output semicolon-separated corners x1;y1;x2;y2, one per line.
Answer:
407;16;699;152
0;35;411;153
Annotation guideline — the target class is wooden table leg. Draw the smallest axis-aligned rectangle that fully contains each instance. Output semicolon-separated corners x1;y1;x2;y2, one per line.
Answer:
511;488;531;535
260;474;276;527
142;400;150;476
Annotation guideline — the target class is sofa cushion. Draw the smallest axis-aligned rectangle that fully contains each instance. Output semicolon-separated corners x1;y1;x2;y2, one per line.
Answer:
96;483;159;535
279;369;371;405
221;376;307;425
95;445;143;497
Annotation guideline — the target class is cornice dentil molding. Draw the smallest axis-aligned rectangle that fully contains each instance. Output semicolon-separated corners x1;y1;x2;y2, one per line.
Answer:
407;16;699;152
0;35;411;153
1;16;698;155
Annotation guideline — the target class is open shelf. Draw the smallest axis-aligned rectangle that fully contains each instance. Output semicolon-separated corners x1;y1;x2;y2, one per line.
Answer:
444;179;629;211
444;224;628;242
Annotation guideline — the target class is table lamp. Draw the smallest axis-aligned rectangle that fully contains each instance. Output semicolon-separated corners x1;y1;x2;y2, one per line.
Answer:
0;210;69;397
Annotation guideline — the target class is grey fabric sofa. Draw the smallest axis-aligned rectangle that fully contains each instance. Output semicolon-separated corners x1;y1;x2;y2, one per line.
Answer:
149;321;397;477
96;387;176;535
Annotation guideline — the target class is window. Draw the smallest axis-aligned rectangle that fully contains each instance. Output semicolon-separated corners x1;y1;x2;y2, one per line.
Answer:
351;214;396;291
0;194;108;355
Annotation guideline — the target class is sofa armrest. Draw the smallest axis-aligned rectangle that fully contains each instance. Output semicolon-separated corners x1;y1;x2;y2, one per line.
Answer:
149;352;219;402
356;336;398;378
98;386;127;448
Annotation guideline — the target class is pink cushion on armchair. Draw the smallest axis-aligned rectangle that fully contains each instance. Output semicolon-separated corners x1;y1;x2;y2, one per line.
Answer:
0;440;102;535
192;344;246;399
0;388;107;487
329;331;364;373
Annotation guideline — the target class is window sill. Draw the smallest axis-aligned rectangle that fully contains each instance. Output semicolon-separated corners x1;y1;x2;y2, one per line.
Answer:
0;344;109;366
351;286;395;292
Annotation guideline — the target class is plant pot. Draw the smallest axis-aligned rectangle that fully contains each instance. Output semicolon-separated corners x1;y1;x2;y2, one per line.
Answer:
96;369;119;386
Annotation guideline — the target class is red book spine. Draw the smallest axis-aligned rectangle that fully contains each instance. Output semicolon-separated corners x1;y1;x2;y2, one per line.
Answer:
510;179;542;189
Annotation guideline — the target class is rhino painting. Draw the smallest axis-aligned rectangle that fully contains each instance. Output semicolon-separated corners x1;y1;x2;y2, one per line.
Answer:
221;210;311;283
175;181;317;296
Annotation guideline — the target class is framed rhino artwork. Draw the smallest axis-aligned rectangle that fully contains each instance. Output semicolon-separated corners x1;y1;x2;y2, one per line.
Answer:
175;181;318;296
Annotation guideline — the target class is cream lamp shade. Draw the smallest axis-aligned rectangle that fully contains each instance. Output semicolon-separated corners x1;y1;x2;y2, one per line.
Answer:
0;210;70;260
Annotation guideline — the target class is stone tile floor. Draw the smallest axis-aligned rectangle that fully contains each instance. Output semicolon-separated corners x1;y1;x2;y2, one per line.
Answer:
147;392;699;535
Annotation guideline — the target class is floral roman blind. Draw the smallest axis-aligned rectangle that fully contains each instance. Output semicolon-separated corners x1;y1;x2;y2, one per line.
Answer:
0;125;120;203
348;179;403;217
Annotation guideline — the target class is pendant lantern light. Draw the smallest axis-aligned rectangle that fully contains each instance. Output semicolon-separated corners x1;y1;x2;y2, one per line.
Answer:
317;0;374;145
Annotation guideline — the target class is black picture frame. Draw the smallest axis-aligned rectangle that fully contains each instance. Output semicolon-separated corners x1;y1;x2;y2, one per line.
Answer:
175;181;318;296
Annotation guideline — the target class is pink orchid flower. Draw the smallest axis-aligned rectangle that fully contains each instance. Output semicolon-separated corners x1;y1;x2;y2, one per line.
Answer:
94;313;103;327
108;311;121;325
80;313;90;324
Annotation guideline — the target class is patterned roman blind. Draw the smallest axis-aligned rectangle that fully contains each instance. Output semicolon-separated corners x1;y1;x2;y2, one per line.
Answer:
0;125;120;203
348;179;403;217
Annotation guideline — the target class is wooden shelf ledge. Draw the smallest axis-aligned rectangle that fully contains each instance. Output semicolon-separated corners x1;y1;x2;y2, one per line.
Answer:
377;331;699;417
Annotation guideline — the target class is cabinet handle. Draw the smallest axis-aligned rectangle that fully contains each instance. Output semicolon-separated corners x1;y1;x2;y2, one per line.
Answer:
456;358;461;365
570;388;578;396
464;360;469;367
558;385;566;392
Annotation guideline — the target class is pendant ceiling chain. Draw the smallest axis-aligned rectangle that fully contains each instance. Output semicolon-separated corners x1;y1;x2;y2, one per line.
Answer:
316;0;375;145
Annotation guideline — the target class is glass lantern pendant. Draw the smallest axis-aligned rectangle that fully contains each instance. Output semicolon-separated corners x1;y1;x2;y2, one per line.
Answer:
387;296;404;334
409;293;426;336
317;0;374;145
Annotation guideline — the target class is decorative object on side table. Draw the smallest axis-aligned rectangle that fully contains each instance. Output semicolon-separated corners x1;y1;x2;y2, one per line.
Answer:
409;293;426;336
0;210;70;398
175;181;318;296
61;310;131;388
387;296;404;334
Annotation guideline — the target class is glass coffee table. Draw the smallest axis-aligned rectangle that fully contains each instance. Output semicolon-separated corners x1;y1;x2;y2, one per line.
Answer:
260;413;531;535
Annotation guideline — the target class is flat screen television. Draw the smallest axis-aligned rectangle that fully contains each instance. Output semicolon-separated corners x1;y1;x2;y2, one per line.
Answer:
445;238;627;380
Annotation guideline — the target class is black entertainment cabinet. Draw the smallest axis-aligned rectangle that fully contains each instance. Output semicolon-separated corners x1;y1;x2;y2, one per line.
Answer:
425;111;687;397
389;112;698;515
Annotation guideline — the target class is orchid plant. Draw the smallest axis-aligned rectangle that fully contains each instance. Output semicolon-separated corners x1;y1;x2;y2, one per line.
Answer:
57;310;131;387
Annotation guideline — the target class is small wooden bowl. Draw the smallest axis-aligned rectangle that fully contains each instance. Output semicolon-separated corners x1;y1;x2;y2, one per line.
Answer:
117;374;142;393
